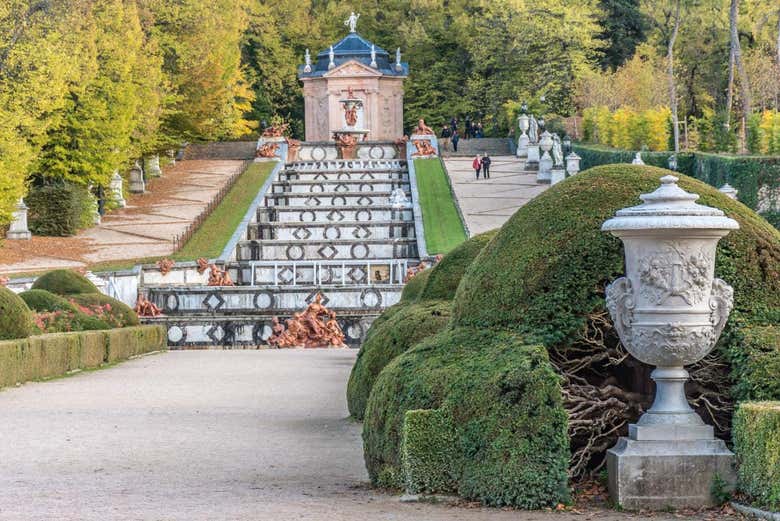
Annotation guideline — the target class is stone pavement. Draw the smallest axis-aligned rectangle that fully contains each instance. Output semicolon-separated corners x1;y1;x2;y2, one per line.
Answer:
0;350;744;521
442;155;548;235
0;160;245;275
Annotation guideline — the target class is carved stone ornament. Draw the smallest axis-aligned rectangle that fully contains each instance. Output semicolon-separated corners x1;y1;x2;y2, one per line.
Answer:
637;242;712;306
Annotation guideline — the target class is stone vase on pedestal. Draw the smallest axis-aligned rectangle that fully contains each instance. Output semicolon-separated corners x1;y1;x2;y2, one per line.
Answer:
110;172;127;207
526;144;540;165
602;175;739;510
129;161;145;194
6;198;32;240
537;151;553;183
145;155;163;178
719;183;738;200
566;152;581;175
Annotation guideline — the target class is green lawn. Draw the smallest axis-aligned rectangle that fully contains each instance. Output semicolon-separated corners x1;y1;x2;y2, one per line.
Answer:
413;158;467;254
174;161;275;260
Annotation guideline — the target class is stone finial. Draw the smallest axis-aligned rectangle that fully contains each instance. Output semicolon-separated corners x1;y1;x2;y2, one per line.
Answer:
6;198;31;240
370;44;377;68
395;48;402;71
303;48;312;73
632;152;645;165
719;183;738;200
328;46;335;69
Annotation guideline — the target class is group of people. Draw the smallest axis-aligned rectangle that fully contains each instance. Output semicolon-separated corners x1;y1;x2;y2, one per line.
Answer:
438;116;485;152
472;153;492;179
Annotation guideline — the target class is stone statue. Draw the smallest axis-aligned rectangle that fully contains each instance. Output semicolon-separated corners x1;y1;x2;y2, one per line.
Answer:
328;46;335;69
268;293;346;348
413;118;434;135
552;134;564;166
389;188;409;207
528;115;539;143
344;11;360;33
370;44;377;67
256;142;280;158
303;49;311;73
411;139;437;157
134;295;162;317
396;48;402;71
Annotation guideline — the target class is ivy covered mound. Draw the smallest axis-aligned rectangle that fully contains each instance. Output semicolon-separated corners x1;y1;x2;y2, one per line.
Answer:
363;327;570;508
452;164;780;476
0;287;34;340
347;232;498;421
20;290;112;332
32;269;99;295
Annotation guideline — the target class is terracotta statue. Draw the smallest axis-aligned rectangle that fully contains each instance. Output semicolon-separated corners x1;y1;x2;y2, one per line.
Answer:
208;264;234;286
196;257;209;274
256;142;279;158
394;135;409;157
411;139;437;157
261;122;289;138
334;132;359;160
285;138;301;162
157;258;175;276
413;118;434;135
405;261;429;282
134;295;162;317
267;293;346;348
344;103;358;127
0;276;8;286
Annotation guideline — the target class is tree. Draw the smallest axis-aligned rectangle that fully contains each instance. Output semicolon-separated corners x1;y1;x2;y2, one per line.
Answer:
598;0;648;70
667;0;681;152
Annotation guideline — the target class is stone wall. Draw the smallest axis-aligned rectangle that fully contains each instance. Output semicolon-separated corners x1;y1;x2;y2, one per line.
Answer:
183;142;257;160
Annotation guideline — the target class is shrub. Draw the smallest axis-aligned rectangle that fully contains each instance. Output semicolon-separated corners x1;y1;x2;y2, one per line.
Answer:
20;289;112;333
68;293;140;327
733;402;780;511
399;268;430;303
727;325;780;402
401;408;459;494
451;165;780;475
25;182;91;236
363;327;570;508
0;287;34;340
347;300;451;420
32;269;99;295
418;230;497;301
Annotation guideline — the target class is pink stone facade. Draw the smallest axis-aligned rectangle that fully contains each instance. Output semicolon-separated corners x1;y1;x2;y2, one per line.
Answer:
302;60;405;142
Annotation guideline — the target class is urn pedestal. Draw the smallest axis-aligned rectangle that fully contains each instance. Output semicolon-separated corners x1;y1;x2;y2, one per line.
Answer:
6;198;31;240
526;144;540;165
602;175;739;510
550;167;566;185
537;151;553;183
129;162;145;194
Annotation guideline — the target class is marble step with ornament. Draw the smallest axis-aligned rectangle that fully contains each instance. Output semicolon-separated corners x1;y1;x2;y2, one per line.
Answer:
264;205;414;223
224;259;411;287
246;220;415;241
271;178;409;194
264;191;408;208
279;169;409;183
234;237;419;262
286;159;406;172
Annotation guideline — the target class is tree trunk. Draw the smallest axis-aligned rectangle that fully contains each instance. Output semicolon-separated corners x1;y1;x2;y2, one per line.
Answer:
730;0;752;153
776;8;780;71
668;0;681;153
726;44;735;130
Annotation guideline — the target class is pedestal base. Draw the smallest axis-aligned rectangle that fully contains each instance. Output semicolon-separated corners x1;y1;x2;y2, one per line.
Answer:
607;435;735;510
6;230;31;240
550;168;565;185
527;145;540;165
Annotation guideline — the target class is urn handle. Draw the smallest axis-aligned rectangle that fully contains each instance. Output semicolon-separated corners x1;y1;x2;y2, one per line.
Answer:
605;277;635;350
709;278;734;341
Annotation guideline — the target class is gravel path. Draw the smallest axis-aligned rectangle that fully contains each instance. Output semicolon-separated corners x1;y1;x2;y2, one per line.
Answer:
0;350;742;520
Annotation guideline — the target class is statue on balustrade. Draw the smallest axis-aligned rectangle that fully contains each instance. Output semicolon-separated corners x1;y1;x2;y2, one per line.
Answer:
413;118;435;136
256;142;280;159
134;295;162;317
267;293;346;348
528;115;539;143
207;264;234;286
411;139;437;157
261;122;289;138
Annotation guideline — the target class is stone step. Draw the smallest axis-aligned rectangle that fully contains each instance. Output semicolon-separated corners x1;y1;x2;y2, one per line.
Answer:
272;179;409;194
280;170;409;182
264;191;407;208
235;238;418;262
262;205;414;223
441;137;513;157
227;259;410;286
142;312;378;348
247;221;415;241
146;284;400;316
286;159;406;172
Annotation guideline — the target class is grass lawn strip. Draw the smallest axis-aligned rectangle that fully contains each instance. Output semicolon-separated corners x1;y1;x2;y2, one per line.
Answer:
413;158;467;254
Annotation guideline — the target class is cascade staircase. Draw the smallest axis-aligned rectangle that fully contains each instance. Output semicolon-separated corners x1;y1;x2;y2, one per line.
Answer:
140;158;420;348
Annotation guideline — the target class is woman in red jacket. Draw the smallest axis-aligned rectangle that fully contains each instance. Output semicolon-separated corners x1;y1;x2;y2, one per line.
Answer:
472;155;482;179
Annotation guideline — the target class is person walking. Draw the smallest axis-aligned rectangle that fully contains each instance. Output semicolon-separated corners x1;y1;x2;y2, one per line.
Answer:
464;116;472;139
440;125;452;152
450;116;458;132
481;153;492;179
472;154;482;180
451;130;460;152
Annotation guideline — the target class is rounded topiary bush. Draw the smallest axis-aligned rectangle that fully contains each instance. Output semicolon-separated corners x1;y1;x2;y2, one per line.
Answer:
399;268;430;303
347;300;451;420
363;327;570;508
20;289;111;332
451;165;780;475
68;293;139;327
418;230;497;301
0;287;34;340
32;269;98;295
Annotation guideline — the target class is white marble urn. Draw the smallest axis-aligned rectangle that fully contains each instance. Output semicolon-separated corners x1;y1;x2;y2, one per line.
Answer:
602;175;739;429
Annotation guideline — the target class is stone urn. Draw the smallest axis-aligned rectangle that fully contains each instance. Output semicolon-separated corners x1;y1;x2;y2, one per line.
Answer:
602;175;739;509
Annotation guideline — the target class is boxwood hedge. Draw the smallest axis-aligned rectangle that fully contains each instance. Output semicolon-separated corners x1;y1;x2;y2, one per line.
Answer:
32;269;99;295
733;402;780;511
0;287;34;340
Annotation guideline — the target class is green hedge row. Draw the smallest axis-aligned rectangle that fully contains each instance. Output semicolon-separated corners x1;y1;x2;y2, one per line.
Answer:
573;144;780;228
733;402;780;511
26;183;94;237
0;325;167;389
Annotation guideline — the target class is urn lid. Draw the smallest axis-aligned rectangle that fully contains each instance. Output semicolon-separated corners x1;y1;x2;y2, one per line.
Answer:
602;175;740;232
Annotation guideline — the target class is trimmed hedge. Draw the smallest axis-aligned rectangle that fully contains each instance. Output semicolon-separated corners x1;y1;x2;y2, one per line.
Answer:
20;289;112;332
399;268;430;303
32;270;99;295
401;408;459;494
728;325;780;402
733;402;780;511
364;327;570;508
347;300;451;420
0;287;34;340
572;144;780;228
419;230;497;301
26;183;92;236
0;325;167;389
68;293;140;327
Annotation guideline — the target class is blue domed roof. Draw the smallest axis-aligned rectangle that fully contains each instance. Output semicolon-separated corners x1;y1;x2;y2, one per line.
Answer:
299;32;408;78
